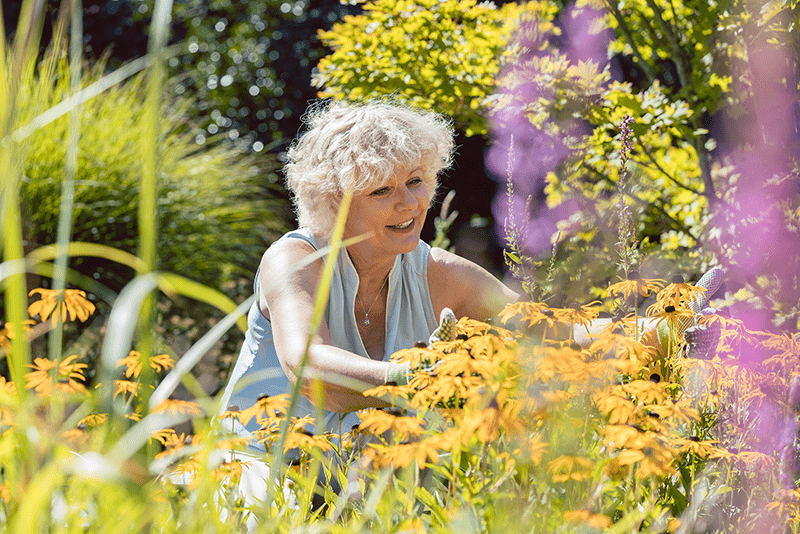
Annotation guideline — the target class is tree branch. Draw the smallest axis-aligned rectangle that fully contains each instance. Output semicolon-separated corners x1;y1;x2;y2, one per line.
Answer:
643;0;692;89
639;150;705;197
582;162;700;243
604;0;658;84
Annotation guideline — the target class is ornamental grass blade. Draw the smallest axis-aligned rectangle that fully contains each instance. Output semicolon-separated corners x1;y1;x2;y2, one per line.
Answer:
48;0;83;365
136;0;175;413
0;0;49;395
97;273;160;410
26;241;144;271
267;190;354;508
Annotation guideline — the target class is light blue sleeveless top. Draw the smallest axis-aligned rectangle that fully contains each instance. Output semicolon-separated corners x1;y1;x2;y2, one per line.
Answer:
218;229;439;449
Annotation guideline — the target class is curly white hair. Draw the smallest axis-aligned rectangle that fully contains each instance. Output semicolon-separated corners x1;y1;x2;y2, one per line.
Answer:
284;99;455;238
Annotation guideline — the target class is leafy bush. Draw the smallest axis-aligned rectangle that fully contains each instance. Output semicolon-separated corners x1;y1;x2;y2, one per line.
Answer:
314;0;800;329
19;54;290;293
313;0;540;136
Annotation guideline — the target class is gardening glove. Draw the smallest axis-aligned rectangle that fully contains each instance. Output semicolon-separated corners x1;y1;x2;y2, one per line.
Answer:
657;266;726;359
428;307;457;345
689;266;726;313
384;308;457;386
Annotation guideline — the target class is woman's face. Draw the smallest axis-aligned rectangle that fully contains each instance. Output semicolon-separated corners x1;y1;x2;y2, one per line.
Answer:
343;167;431;258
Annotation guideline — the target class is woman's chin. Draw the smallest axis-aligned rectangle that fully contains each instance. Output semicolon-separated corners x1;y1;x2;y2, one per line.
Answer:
383;226;421;253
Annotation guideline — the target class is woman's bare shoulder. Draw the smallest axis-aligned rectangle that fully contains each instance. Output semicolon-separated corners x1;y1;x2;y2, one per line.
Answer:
259;235;319;271
257;237;323;318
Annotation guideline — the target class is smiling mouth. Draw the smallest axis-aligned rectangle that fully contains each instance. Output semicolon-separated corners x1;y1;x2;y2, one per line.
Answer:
387;219;414;229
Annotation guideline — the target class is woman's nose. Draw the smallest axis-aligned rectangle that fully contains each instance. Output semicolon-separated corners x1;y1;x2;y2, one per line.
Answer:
395;186;415;209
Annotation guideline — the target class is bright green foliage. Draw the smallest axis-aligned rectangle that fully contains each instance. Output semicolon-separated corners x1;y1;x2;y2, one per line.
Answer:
18;55;289;291
315;0;800;324
492;21;711;301
314;0;556;136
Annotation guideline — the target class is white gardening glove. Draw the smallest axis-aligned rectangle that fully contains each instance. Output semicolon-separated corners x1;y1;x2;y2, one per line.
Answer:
384;308;457;385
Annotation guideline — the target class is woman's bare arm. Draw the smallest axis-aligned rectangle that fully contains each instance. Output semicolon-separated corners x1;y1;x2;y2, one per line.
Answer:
427;248;661;351
427;247;520;321
261;239;391;412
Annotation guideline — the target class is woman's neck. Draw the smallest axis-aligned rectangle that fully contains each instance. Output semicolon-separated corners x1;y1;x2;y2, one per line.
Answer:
346;244;395;291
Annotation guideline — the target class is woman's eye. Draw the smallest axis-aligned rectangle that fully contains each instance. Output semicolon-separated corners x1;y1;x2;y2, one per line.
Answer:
408;177;423;186
370;187;390;196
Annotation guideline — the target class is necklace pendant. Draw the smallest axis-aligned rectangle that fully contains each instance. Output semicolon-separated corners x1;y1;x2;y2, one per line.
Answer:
363;317;370;326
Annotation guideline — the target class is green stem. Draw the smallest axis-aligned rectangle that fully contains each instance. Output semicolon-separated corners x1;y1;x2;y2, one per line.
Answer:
48;0;83;365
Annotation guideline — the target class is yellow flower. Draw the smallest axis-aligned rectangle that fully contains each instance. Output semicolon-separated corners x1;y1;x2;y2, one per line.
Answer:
554;301;601;328
621;380;666;404
357;408;426;440
212;460;252;484
117;350;175;378
365;442;416;469
152;399;203;418
237;394;290;427
172;458;199;488
652;275;707;310
534;346;592;384
498;301;562;331
363;430;456;470
457;317;515;340
647;398;700;425
527;433;547;465
283;428;332;454
113;379;141;400
547;454;593;482
603;424;653;450
151;428;179;446
606;272;664;302
672;436;720;458
459;405;500;443
0;377;16;429
28;288;96;324
0;320;36;354
590;334;657;364
0;375;16;397
150;353;176;372
563;510;612;529
595;394;636;424
25;355;88;396
646;302;694;330
767;489;800;517
363;383;416;400
610;438;676;478
76;413;108;430
150;428;198;459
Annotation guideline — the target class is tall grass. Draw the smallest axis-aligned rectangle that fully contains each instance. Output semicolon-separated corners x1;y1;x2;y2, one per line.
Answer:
2;2;799;533
0;2;369;526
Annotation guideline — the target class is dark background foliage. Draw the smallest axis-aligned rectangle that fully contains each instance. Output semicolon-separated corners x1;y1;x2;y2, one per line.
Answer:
3;0;516;278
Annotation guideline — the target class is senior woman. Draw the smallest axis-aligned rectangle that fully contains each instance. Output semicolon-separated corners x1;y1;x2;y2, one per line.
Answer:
218;100;519;446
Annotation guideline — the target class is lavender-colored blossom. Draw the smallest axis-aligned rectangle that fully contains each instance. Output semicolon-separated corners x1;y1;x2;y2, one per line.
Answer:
487;2;611;259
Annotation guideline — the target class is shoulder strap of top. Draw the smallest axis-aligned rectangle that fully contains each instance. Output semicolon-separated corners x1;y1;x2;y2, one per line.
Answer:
254;229;319;301
283;228;318;251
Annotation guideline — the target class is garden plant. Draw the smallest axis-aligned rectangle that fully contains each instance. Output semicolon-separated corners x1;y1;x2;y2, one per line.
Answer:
2;0;799;533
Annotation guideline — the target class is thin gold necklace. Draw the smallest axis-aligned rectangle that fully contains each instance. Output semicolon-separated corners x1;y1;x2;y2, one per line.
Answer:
356;276;388;326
